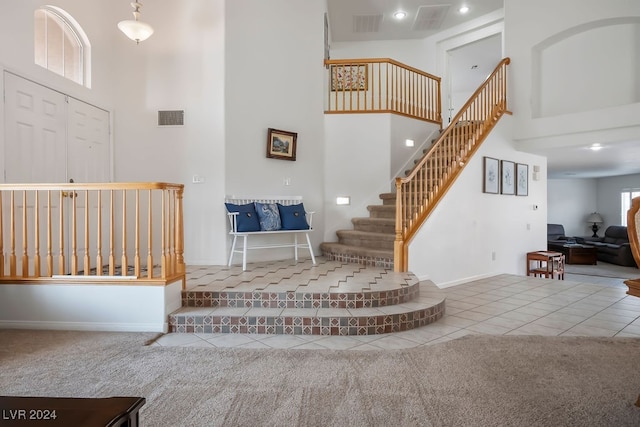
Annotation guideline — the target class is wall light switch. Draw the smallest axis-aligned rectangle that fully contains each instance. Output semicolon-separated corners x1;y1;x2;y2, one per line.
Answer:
192;175;205;184
284;177;291;186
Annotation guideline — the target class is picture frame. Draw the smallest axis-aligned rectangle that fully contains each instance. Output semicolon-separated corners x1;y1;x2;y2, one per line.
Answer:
516;163;529;196
330;64;368;91
483;157;500;194
501;160;515;195
266;128;297;161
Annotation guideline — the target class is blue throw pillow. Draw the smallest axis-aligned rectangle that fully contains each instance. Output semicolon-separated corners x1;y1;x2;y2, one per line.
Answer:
254;202;282;231
224;203;260;232
277;203;309;230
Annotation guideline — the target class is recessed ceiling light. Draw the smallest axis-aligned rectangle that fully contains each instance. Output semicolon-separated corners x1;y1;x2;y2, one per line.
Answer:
405;139;414;147
459;6;470;14
393;11;407;19
589;143;603;151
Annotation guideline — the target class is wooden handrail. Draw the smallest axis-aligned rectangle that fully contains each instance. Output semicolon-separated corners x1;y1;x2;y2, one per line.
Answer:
625;196;640;297
0;182;185;287
324;58;442;125
394;58;511;272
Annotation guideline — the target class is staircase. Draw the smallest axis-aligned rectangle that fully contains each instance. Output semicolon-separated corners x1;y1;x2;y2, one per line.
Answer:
321;58;511;271
320;193;396;269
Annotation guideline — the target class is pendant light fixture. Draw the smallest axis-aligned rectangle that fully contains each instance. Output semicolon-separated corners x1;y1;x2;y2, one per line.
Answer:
118;2;154;44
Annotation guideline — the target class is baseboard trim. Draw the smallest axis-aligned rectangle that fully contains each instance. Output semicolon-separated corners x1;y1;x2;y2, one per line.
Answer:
0;320;167;333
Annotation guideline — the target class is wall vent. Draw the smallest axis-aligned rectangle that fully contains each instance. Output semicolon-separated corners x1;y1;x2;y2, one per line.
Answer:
412;5;450;31
158;110;184;126
352;15;382;33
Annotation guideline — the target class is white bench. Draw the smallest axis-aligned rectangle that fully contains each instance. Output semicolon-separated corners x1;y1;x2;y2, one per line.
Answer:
225;196;316;271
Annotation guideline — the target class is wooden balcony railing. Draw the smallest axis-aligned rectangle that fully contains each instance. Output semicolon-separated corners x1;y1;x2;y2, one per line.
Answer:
324;58;442;125
625;196;640;297
0;182;185;287
394;58;511;272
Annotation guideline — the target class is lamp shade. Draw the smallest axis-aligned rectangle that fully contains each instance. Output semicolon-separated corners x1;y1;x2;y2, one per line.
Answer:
586;212;603;223
118;20;154;43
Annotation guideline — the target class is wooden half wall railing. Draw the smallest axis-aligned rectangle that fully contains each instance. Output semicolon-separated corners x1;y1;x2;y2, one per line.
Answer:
324;58;442;125
625;196;640;297
0;182;185;287
394;58;511;272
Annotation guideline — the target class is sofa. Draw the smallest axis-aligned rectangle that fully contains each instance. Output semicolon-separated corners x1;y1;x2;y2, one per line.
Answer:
547;224;574;248
578;225;637;267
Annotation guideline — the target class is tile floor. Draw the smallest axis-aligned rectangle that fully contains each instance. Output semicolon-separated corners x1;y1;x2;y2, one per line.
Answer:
151;263;640;351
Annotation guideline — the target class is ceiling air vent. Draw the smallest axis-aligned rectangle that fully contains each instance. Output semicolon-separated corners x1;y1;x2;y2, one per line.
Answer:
158;110;184;126
352;14;382;33
412;5;450;31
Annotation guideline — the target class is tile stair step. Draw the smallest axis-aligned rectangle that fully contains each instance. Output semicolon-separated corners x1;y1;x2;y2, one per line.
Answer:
336;230;395;250
182;273;419;308
319;242;394;267
169;281;446;335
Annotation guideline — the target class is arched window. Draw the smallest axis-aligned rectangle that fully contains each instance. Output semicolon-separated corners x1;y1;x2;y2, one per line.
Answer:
34;6;91;87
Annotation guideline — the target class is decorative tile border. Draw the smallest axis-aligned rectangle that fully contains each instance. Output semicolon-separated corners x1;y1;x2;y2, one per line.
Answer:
321;250;394;269
168;298;445;336
182;280;419;309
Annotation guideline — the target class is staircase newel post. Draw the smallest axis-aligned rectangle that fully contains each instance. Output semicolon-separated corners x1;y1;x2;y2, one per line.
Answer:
394;178;405;272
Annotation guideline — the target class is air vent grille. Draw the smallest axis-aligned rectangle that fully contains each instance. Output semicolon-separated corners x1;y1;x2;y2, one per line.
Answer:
352;15;382;33
158;110;184;126
412;5;450;31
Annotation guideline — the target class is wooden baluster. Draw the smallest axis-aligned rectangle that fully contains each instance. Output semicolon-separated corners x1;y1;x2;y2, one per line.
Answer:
169;190;175;276
161;189;167;278
147;190;153;279
121;190;128;276
10;191;16;277
109;190;115;276
46;191;52;277
34;191;40;277
71;187;78;275
83;190;90;275
134;190;141;278
96;191;103;276
175;186;185;277
58;191;65;275
21;191;28;277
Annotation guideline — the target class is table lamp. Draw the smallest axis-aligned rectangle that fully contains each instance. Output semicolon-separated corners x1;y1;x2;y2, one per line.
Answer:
586;212;603;237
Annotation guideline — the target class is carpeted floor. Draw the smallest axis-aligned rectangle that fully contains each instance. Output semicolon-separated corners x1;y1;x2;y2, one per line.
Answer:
1;330;639;426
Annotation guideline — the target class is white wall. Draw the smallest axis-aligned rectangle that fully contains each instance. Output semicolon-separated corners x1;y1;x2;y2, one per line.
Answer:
0;281;182;332
223;0;326;261
547;179;597;237
409;116;547;286
596;173;640;229
506;0;640;149
330;39;430;72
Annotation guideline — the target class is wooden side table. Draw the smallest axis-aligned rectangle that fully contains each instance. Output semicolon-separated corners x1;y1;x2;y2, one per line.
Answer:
527;251;565;280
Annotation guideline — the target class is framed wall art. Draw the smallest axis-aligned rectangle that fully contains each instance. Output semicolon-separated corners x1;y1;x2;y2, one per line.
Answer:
501;160;515;195
266;128;297;161
516;163;529;196
330;64;368;91
483;157;499;194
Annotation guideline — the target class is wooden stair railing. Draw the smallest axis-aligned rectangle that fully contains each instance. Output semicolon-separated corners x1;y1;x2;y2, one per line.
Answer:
0;182;185;287
624;196;640;297
394;58;511;272
324;58;442;125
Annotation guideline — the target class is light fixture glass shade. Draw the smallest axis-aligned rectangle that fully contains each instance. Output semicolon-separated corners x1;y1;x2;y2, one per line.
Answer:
586;212;603;223
118;19;154;43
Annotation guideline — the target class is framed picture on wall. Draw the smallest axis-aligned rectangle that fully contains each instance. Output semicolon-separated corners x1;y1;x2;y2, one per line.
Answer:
516;163;529;196
483;157;500;194
266;128;297;161
501;160;515;195
330;64;368;91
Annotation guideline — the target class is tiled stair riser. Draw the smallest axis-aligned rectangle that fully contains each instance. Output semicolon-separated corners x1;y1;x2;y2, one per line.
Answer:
182;282;418;309
322;251;394;269
168;301;445;336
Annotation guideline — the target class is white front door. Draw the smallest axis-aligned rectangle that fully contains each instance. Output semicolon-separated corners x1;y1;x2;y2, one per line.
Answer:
3;71;111;275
